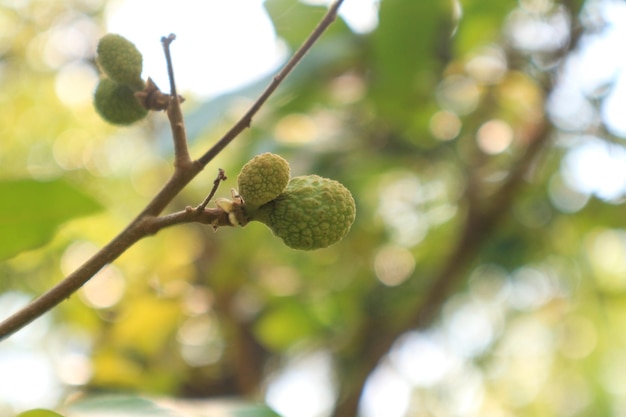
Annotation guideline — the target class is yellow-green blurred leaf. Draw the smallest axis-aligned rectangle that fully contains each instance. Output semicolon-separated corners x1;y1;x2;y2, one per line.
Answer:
17;410;64;417
253;299;320;351
66;395;173;417
0;178;102;260
368;0;452;131
111;297;181;356
455;0;515;54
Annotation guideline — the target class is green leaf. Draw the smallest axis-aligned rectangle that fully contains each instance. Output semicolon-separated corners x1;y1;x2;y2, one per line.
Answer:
455;0;516;54
64;396;282;417
177;400;283;417
0;178;102;260
231;404;282;417
254;299;320;351
264;0;351;50
17;410;65;417
368;0;453;133
66;395;174;417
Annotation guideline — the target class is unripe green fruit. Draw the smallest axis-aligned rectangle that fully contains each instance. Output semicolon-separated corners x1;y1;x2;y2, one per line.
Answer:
237;152;290;212
253;175;356;250
94;78;148;125
97;34;143;89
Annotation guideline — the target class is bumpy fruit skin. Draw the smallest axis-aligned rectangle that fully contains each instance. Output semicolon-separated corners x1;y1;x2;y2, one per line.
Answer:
96;34;143;89
253;175;356;250
94;78;148;125
237;153;290;212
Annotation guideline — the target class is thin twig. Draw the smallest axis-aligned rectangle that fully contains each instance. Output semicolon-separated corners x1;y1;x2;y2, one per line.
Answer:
161;34;193;169
0;0;345;342
161;34;178;97
197;169;227;212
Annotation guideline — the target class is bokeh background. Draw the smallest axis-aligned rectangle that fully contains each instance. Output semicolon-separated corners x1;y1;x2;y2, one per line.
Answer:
1;0;625;416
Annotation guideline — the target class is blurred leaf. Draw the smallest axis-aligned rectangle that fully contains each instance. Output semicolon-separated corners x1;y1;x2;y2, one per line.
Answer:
17;410;65;417
455;0;515;54
66;395;175;417
109;297;181;356
264;0;351;50
184;36;353;146
0;178;102;260
230;404;282;417
66;396;282;417
164;399;283;417
368;0;453;134
184;0;357;149
252;0;356;123
254;299;320;351
90;349;145;390
182;77;269;145
569;0;588;15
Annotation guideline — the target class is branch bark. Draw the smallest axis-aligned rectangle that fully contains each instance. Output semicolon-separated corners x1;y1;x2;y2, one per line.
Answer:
0;0;345;342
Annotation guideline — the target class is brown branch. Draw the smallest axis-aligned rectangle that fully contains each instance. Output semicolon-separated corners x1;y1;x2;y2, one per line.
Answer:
0;223;146;340
150;207;234;230
0;0;345;342
414;121;551;329
197;0;344;167
161;34;194;169
332;1;584;410
332;121;553;417
0;205;235;341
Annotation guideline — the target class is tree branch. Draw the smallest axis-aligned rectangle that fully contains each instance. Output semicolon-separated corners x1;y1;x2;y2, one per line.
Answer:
197;0;344;167
332;120;553;417
0;0;345;342
161;34;195;170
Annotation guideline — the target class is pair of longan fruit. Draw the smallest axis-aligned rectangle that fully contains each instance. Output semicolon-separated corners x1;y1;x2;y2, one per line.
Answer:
93;35;356;250
235;153;356;250
94;34;147;125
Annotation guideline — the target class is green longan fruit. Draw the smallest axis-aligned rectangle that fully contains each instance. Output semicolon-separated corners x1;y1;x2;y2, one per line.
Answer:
94;78;148;125
237;152;290;213
252;175;356;250
96;34;144;89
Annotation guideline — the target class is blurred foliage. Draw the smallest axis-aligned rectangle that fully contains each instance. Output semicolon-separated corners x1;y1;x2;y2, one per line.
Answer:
17;410;64;417
17;395;281;417
0;179;102;260
2;0;626;417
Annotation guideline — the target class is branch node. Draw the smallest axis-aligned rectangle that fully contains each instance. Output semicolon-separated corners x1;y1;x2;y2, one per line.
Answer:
135;78;170;111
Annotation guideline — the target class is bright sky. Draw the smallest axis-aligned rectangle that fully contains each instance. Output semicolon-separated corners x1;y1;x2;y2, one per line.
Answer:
548;1;626;203
105;0;378;99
